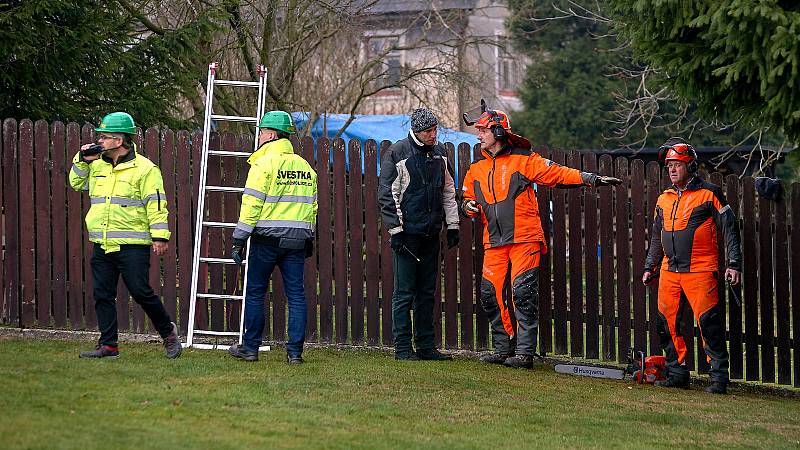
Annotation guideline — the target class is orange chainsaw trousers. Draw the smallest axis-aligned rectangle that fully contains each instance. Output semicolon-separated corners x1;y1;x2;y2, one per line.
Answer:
656;270;729;383
479;242;541;356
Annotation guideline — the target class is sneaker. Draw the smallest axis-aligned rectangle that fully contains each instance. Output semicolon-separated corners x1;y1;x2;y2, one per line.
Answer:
479;353;511;365
79;344;119;359
395;350;419;361
503;355;534;369
705;381;728;394
417;348;453;361
228;344;258;361
163;322;183;359
287;355;304;365
654;376;690;389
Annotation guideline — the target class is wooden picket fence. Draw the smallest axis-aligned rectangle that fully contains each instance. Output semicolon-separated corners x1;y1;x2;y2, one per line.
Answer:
1;119;798;387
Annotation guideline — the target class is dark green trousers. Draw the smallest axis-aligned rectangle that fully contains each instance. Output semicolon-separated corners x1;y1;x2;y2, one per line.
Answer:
391;234;440;354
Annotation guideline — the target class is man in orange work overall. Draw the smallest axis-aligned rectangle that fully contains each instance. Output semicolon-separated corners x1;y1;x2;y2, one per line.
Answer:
643;137;742;394
460;104;621;368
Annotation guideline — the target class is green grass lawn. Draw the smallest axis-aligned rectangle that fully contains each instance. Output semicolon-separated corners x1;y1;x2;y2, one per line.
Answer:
1;338;798;449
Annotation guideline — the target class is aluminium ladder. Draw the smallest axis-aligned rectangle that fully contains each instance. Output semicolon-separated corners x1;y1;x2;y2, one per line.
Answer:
185;62;270;351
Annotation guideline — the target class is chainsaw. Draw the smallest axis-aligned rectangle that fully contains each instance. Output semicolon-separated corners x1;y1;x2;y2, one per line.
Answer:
553;348;667;383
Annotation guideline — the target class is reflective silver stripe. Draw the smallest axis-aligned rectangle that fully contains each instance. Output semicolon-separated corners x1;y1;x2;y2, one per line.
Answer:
242;188;267;201
718;205;731;214
255;220;313;229
105;231;151;239
90;196;106;204
110;197;144;207
143;194;162;204
71;164;88;177
88;231;152;239
235;221;254;233
232;222;255;241
150;223;169;230
264;195;317;204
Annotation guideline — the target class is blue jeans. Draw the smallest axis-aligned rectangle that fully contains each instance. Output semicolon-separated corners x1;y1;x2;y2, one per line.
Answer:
242;241;307;357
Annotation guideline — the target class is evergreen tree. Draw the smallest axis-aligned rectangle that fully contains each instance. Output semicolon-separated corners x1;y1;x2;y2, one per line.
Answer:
608;0;800;144
0;0;217;128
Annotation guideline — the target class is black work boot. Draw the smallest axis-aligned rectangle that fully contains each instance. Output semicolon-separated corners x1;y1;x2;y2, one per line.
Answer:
163;322;183;359
79;344;120;359
417;348;453;361
228;344;258;361
479;353;511;365
395;350;419;361
503;355;534;369
705;381;728;394
654;376;690;389
287;355;304;365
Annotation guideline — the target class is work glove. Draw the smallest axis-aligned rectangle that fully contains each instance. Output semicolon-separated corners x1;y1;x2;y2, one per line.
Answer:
446;229;459;249
231;244;245;265
390;233;406;252
463;200;480;214
594;175;623;186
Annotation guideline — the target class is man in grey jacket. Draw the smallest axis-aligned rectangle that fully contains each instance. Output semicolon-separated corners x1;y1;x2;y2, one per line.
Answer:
378;108;460;360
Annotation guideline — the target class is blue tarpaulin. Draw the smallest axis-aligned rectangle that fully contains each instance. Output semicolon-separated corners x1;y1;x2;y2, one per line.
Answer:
291;112;479;175
292;112;479;147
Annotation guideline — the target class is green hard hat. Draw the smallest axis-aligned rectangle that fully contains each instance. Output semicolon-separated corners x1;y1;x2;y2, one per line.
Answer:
258;111;296;134
95;112;137;135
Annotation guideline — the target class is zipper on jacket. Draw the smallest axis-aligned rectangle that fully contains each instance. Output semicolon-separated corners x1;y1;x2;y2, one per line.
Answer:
670;191;681;269
489;156;502;237
157;189;161;211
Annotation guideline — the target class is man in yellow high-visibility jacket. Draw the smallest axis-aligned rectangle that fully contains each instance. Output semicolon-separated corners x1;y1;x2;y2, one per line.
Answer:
228;111;318;365
69;112;181;359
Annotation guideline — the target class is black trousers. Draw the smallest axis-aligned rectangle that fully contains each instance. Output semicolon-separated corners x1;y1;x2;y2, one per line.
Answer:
91;244;173;346
391;234;440;354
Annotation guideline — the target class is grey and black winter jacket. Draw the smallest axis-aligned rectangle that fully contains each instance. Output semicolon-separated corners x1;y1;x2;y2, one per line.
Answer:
378;133;459;237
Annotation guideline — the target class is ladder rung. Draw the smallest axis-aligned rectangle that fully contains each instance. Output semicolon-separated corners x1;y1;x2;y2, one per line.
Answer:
214;80;261;88
203;221;237;228
205;185;244;193
211;114;258;124
199;257;245;265
192;330;240;337
209;150;252;157
188;343;271;351
197;293;244;300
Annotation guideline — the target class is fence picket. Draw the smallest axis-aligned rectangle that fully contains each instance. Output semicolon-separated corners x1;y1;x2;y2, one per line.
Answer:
348;140;365;345
742;177;759;381
51;122;68;328
333;138;348;344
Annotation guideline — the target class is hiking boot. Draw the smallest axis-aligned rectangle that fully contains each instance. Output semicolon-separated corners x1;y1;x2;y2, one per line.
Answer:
79;344;119;359
417;348;453;361
228;344;258;361
163;322;182;359
503;355;534;369
395;350;419;361
479;353;511;365
654;376;690;389
705;381;728;395
287;355;304;365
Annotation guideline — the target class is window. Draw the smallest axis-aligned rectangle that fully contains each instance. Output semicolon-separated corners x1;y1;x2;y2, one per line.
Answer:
497;53;521;95
365;35;402;90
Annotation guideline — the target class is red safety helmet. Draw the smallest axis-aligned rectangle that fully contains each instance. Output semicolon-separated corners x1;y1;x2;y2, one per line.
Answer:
658;137;698;172
475;110;511;141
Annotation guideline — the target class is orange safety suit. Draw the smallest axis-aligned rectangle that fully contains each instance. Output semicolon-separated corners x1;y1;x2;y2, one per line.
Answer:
644;176;741;383
461;138;591;356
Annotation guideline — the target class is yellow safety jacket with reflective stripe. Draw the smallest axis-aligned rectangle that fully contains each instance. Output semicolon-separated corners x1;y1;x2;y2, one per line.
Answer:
68;149;171;253
232;138;318;243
